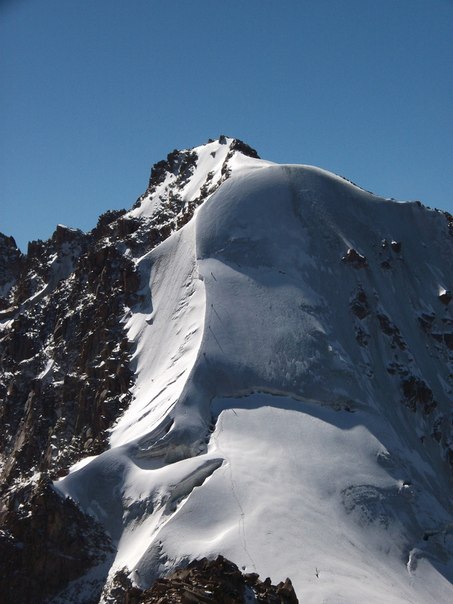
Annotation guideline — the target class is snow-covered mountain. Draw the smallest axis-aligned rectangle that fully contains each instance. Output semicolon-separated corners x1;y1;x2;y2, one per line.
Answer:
1;137;453;603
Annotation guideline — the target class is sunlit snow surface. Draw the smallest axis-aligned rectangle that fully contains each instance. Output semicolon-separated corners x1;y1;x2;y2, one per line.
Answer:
55;142;453;603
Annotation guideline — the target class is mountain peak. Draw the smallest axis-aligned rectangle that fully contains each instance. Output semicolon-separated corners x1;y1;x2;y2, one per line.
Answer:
2;139;453;604
127;136;265;240
145;135;260;195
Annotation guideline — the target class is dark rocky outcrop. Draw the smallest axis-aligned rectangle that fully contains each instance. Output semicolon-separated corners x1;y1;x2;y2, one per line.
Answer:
341;247;368;268
230;138;260;159
418;313;435;333
376;313;406;350
390;240;402;253
350;289;370;319
108;556;299;604
445;211;453;237
401;376;437;414
0;233;23;310
439;290;452;306
147;149;199;192
0;219;138;602
0;225;137;487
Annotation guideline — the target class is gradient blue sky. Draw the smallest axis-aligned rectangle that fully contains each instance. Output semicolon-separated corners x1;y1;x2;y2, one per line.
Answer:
1;0;452;251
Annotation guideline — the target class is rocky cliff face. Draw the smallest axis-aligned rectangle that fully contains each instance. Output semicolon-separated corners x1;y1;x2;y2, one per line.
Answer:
0;233;23;310
0;137;261;603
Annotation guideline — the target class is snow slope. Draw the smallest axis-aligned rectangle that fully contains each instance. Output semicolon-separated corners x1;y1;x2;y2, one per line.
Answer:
55;141;453;603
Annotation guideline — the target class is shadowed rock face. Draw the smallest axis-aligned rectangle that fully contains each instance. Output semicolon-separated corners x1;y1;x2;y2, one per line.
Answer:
0;218;137;603
0;233;23;310
0;477;115;604
0;222;137;485
107;555;299;604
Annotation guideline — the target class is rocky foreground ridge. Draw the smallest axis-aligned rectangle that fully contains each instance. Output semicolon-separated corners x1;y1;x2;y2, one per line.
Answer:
108;556;298;603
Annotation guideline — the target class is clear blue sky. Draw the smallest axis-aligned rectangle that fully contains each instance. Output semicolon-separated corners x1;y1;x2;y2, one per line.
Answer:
1;0;452;251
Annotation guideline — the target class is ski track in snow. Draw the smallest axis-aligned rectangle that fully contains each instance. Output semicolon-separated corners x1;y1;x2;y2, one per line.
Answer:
212;410;257;573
